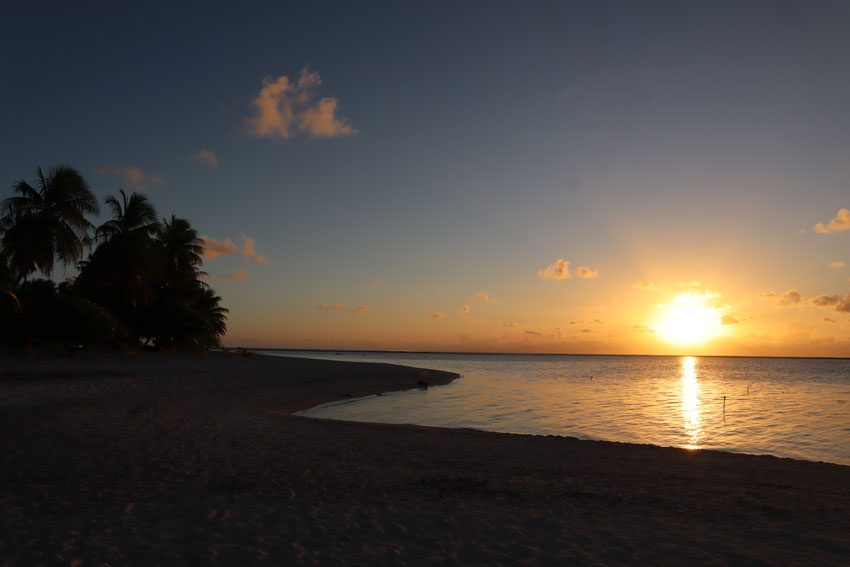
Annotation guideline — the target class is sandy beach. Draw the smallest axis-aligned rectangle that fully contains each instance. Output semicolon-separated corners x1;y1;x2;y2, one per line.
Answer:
1;353;849;565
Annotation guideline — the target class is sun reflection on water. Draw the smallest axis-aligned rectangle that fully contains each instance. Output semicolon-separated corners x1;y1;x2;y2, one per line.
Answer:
681;356;702;449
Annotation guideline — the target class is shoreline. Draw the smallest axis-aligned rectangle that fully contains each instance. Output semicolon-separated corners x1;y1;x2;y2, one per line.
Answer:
2;352;849;564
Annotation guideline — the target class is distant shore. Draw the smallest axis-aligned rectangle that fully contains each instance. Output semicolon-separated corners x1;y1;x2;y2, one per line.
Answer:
2;352;849;564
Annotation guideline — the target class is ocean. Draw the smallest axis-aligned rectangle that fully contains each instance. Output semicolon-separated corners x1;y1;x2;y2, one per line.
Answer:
264;350;850;466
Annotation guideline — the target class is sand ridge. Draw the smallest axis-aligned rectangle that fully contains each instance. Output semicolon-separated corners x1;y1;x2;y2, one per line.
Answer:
1;352;849;565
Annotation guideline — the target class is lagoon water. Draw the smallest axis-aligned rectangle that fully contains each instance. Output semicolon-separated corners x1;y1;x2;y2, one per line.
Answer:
268;351;850;466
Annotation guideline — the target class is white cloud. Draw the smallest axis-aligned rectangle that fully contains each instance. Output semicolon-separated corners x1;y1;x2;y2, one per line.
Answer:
246;67;355;140
192;149;219;167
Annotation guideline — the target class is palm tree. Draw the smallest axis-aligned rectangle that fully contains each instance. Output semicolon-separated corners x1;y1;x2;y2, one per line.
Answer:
156;214;204;287
0;166;99;278
96;189;158;242
0;252;21;313
76;190;159;329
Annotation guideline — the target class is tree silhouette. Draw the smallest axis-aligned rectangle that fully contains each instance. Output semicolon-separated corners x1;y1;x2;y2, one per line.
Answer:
1;171;229;351
0;166;99;279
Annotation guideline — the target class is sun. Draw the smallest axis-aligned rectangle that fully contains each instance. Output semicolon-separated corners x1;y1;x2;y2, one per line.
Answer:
653;292;724;346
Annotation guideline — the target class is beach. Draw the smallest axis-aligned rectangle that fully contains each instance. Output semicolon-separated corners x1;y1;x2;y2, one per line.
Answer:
1;353;849;565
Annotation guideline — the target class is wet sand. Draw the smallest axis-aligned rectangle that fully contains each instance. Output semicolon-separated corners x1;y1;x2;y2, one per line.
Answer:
1;352;849;565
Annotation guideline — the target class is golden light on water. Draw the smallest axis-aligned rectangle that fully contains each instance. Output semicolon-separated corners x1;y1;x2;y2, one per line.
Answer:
681;356;702;449
654;292;723;346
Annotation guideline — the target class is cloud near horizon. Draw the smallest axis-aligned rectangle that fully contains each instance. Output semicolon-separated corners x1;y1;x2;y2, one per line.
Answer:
814;208;850;234
431;312;445;319
96;164;161;190
758;289;803;305
192;149;219;167
200;235;238;260
350;304;370;314
538;258;571;280
830;260;846;268
473;291;492;302
811;295;841;307
246;67;356;140
634;280;662;291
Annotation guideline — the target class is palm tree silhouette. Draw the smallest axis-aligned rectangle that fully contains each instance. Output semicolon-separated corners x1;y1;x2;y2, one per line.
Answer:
156;214;205;287
0;166;99;279
96;189;158;242
77;190;159;319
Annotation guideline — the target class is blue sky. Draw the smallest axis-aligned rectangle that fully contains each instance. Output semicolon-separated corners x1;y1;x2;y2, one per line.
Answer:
3;1;850;354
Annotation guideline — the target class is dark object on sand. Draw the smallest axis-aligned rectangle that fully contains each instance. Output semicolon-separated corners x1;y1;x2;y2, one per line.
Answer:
417;380;429;389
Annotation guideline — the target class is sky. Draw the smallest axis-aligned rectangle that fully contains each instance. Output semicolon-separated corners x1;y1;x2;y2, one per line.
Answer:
2;1;850;356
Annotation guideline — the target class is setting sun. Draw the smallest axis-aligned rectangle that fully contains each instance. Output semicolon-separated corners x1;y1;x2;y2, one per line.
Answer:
653;292;724;346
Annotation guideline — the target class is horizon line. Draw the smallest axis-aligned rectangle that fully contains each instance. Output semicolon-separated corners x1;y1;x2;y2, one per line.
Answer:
224;346;850;362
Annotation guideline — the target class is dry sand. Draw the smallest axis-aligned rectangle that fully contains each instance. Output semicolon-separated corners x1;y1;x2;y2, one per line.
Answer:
1;352;849;565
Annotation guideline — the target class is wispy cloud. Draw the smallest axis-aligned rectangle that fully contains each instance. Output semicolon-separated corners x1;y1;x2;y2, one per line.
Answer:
502;322;516;328
200;236;238;260
811;295;841;307
779;289;802;305
203;269;247;282
575;266;599;279
350;304;370;314
823;317;836;324
758;289;803;305
538;258;571;280
721;314;739;325
473;291;492;302
431;312;445;319
192;149;219;167
96;164;161;191
461;304;471;315
246;67;355;140
830;261;846;268
814;208;850;234
634;280;662;291
835;295;850;313
241;235;270;265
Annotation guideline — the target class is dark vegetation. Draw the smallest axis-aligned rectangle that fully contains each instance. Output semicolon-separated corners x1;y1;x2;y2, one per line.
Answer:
0;166;227;351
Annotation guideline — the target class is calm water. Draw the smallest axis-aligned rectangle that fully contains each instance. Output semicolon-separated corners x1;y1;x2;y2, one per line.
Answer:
267;351;850;466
